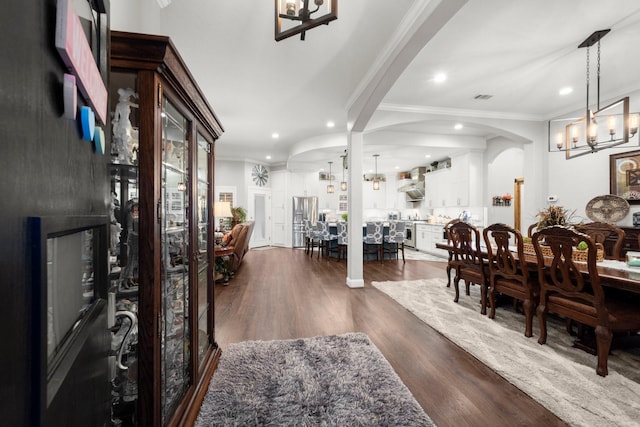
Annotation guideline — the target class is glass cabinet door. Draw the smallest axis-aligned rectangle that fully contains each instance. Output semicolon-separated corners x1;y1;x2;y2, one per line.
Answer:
196;133;211;370
109;71;140;427
160;97;190;424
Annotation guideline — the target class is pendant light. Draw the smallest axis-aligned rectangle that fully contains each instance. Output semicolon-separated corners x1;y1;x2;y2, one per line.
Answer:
340;153;347;191
373;154;380;190
549;29;639;159
327;161;335;193
275;0;338;41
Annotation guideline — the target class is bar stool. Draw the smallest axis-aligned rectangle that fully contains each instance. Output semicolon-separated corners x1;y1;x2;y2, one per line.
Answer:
304;220;321;256
336;222;348;261
316;221;337;258
384;221;406;262
363;221;384;262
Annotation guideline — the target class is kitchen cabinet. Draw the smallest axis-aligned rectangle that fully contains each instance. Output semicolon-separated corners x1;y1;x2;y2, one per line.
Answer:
415;223;430;251
427;224;448;257
425;168;451;208
449;152;483;207
424;152;482;208
110;31;223;427
415;223;448;257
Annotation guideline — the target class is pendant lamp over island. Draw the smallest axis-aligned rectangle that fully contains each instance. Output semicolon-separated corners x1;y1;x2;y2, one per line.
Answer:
373;154;380;190
327;161;334;194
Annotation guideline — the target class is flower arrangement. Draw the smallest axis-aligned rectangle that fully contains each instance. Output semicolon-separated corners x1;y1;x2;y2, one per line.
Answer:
535;205;576;230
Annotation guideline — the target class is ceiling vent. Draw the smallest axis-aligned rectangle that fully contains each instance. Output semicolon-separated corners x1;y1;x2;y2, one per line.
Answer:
474;94;493;100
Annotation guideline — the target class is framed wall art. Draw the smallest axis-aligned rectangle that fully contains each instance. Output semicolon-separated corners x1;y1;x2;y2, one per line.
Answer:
610;149;640;203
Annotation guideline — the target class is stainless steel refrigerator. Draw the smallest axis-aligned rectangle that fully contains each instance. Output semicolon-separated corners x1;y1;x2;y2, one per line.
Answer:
292;196;318;248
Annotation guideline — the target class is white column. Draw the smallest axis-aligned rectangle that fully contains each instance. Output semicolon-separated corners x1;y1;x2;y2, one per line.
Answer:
346;131;364;288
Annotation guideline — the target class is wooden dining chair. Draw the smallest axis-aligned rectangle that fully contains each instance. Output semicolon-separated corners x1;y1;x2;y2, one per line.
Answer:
532;225;640;376
483;223;539;337
527;223;538;237
444;219;461;288
574;221;625;260
448;221;489;314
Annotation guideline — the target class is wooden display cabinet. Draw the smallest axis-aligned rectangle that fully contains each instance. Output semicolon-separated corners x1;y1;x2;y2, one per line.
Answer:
109;31;223;426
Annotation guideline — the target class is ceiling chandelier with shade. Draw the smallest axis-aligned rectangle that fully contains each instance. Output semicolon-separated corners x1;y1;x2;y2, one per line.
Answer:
549;29;639;159
372;154;380;190
275;0;338;41
326;161;334;194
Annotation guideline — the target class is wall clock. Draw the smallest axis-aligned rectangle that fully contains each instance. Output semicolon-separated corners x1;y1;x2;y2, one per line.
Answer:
252;164;269;186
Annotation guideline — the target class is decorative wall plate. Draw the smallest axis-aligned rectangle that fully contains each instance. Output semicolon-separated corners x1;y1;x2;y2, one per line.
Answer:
252;164;269;186
585;194;630;223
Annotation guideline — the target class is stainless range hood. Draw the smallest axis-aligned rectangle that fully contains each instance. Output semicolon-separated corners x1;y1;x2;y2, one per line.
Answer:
398;167;426;201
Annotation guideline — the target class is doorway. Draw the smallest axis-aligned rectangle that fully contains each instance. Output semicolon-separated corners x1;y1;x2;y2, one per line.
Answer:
248;187;271;248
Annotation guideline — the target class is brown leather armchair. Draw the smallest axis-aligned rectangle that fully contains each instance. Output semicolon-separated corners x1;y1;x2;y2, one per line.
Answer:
222;221;255;273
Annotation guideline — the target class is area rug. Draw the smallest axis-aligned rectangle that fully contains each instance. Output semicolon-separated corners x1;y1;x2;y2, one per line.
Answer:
195;332;435;426
404;249;447;261
372;279;640;427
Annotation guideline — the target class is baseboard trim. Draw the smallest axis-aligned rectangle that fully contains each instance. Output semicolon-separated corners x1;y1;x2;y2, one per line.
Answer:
346;277;364;288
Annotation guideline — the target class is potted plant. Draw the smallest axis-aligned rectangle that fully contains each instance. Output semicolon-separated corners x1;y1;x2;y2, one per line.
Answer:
535;205;576;230
341;213;348;222
231;206;247;228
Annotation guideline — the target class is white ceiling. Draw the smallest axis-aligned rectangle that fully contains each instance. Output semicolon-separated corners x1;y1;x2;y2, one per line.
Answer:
110;0;640;175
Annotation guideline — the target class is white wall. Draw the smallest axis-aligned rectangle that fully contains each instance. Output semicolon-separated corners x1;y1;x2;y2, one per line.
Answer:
214;160;253;209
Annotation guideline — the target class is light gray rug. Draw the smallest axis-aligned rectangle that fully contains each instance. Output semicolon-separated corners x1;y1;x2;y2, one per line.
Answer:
372;279;640;427
404;250;447;261
195;332;435;426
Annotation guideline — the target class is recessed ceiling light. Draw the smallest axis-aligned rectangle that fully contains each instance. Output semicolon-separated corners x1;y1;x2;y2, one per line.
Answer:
326;121;335;128
266;155;271;160
272;133;279;139
394;165;399;169
433;73;447;83
425;154;431;159
454;123;463;130
559;87;573;96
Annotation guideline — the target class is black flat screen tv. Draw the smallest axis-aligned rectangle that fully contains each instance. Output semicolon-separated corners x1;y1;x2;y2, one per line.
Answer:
29;215;109;413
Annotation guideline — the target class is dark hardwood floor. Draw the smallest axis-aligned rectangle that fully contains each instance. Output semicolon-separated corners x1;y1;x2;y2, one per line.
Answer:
213;247;568;427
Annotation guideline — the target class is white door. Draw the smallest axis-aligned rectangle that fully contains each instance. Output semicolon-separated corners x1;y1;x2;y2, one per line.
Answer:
248;187;271;248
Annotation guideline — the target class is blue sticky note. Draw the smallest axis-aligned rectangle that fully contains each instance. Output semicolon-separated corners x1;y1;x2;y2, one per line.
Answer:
81;106;95;142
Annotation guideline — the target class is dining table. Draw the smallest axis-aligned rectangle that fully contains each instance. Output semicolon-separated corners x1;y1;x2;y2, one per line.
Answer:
435;242;640;295
437;240;640;356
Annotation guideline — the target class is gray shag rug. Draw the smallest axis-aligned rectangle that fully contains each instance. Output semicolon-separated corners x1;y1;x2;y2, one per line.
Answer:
195;332;435;426
373;279;640;427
